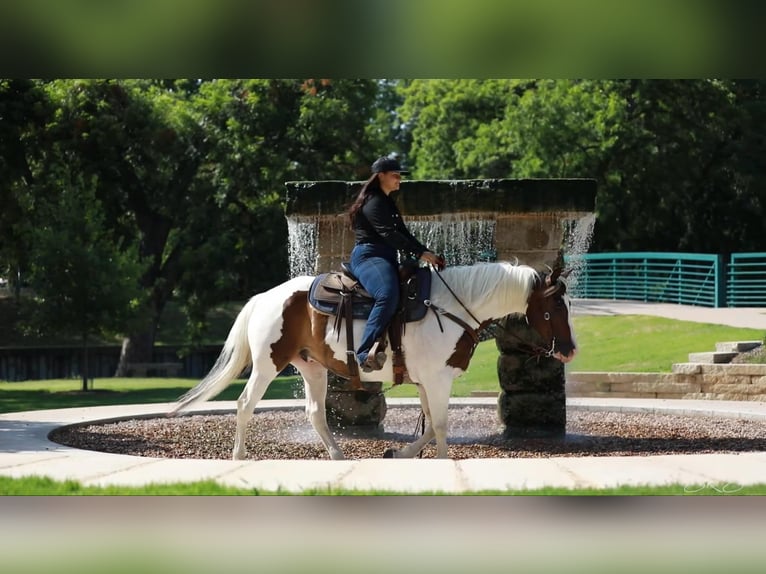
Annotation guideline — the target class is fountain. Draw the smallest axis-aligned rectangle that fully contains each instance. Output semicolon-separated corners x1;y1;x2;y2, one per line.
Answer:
284;178;597;435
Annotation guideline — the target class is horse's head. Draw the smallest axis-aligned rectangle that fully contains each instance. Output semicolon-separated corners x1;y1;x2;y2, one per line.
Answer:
526;266;577;363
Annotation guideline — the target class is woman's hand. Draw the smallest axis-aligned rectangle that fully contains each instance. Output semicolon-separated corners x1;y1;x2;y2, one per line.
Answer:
420;251;446;270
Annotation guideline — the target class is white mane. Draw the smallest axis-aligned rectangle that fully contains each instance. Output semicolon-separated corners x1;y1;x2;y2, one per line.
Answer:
429;261;539;320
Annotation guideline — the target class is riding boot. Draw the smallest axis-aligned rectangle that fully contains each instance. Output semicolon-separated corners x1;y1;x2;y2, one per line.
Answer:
360;338;387;372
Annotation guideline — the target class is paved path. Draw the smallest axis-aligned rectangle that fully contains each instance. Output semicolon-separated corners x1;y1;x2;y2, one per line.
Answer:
2;397;766;493
573;298;766;329
2;299;765;493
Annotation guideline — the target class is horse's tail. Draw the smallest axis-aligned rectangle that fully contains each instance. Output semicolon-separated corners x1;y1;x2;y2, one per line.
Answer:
168;295;259;415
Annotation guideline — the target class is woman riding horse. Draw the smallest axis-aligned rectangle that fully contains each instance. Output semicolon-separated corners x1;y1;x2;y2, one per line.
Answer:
346;156;444;372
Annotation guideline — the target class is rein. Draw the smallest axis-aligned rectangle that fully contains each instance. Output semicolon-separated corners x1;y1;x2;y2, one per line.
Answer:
432;267;481;326
424;266;483;346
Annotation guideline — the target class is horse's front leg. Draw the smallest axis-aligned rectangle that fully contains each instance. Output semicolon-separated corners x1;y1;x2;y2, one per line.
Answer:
422;380;451;458
294;358;345;460
383;384;450;458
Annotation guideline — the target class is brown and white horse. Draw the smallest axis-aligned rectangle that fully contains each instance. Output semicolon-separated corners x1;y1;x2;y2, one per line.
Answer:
170;261;577;460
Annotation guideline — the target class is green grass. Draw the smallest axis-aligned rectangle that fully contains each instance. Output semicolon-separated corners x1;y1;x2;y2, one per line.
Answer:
387;314;765;396
0;376;303;414
3;315;764;407
2;475;765;495
569;315;764;372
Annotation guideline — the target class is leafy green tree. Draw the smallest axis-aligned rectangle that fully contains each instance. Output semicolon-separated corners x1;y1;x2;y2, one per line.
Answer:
397;79;766;254
398;79;516;179
25;168;143;390
0;79;53;299
43;79;219;372
595;79;762;253
42;79;394;367
0;78;413;376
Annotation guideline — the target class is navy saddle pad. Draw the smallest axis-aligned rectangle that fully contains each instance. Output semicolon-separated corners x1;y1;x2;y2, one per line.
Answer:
308;267;432;323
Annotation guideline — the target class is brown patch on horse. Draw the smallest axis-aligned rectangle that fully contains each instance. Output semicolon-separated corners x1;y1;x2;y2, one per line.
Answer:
270;289;351;377
445;331;478;371
445;320;491;371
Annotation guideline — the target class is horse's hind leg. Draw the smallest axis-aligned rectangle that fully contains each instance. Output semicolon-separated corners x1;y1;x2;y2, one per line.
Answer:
233;366;278;460
294;358;344;460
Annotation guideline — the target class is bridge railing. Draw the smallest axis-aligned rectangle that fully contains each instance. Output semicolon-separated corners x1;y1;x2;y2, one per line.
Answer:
727;252;766;307
566;252;731;307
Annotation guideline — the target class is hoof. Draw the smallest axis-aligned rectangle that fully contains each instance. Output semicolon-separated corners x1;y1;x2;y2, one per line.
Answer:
382;448;396;458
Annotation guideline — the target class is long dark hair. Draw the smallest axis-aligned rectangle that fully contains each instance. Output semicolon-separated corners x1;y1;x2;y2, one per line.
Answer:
347;173;381;228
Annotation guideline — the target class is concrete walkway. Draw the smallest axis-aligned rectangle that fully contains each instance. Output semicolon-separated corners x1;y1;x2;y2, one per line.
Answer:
573;298;766;330
2;397;766;493
2;298;765;493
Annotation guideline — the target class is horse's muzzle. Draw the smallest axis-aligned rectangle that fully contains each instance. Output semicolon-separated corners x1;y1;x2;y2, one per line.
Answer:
553;342;577;364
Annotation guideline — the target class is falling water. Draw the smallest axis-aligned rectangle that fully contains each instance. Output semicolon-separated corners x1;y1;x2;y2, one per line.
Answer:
407;215;496;265
562;212;596;292
287;217;318;278
286;214;498;276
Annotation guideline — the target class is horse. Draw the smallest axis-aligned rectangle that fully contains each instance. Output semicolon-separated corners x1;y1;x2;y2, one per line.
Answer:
169;261;577;460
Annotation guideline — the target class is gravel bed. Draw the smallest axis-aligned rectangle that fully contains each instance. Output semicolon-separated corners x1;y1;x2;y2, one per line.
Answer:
49;406;766;460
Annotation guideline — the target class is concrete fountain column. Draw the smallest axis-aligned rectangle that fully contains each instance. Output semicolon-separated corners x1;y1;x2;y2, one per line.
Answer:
284;178;596;434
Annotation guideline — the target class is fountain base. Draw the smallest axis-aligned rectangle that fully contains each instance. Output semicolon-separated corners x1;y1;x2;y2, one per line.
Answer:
495;314;567;436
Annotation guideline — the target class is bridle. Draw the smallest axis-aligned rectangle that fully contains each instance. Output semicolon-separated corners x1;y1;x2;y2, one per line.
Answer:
501;329;558;363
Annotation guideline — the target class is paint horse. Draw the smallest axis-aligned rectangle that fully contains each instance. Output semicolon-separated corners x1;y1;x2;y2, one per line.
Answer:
170;261;577;460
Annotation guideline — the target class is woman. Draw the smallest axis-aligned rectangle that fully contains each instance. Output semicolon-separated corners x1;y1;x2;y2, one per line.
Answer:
347;156;444;372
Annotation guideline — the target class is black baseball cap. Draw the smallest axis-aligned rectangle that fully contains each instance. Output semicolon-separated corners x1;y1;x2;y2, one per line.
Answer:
371;156;410;175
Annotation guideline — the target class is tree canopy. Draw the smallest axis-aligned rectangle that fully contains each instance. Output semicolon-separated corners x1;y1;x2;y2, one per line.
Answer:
2;78;765;364
397;79;766;253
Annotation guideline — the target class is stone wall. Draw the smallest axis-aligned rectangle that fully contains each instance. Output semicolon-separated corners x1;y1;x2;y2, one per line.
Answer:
567;363;766;401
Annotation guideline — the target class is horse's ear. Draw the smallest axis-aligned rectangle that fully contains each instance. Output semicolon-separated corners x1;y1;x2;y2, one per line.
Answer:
546;266;562;286
543;283;562;298
560;268;572;279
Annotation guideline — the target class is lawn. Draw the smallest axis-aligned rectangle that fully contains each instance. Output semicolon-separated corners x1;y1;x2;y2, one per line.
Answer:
2;315;763;410
2;314;765;496
2;475;765;496
0;376;302;414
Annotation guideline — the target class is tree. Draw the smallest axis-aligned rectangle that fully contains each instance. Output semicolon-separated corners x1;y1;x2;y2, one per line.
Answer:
398;79;516;179
43;79;221;373
43;79;395;367
397;79;766;254
25;168;143;390
0;79;53;299
596;79;757;253
1;78;409;373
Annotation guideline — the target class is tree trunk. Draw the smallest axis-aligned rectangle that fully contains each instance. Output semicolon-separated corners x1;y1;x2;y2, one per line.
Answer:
81;331;89;391
115;329;155;377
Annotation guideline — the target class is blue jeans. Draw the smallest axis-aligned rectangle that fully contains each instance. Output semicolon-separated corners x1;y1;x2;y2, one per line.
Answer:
349;243;399;364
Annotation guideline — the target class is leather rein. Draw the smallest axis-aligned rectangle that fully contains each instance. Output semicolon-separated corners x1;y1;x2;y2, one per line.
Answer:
427;267;484;350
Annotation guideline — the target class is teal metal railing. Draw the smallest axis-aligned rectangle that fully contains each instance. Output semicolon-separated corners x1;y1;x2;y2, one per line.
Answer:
727;252;766;307
566;252;725;307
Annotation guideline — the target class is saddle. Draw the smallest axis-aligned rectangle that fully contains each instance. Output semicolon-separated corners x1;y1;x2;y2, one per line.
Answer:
308;260;432;388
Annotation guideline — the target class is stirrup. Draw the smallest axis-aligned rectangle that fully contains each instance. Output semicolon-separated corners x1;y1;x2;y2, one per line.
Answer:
361;351;387;372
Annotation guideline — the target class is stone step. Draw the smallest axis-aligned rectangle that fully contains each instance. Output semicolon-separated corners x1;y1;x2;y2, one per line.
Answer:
715;341;763;353
687;351;739;364
470;390;500;397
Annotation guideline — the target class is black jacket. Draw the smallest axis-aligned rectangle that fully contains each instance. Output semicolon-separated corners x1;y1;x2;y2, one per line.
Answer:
353;191;429;258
